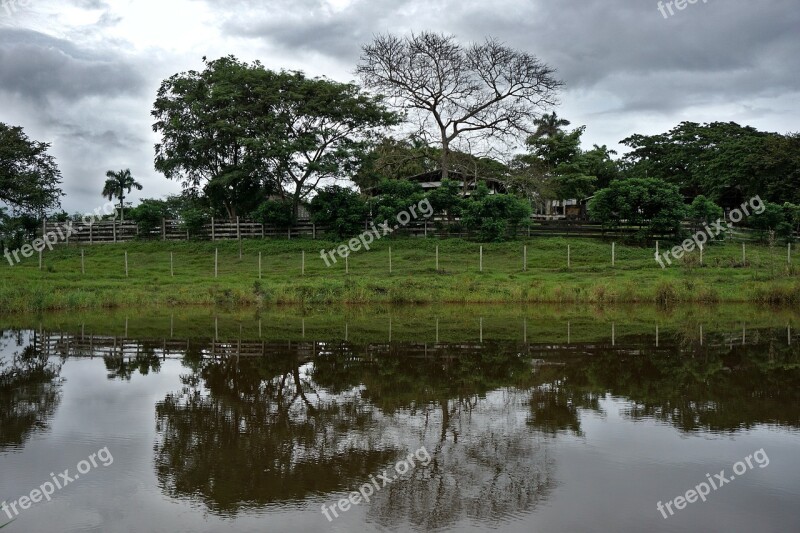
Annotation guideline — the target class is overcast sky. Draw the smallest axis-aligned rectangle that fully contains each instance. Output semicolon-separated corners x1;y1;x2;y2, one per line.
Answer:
1;0;797;213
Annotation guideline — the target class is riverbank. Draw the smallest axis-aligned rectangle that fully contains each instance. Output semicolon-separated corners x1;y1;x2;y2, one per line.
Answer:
1;237;798;312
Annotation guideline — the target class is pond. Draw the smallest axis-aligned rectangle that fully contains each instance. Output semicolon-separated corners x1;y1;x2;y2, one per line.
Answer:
1;305;799;532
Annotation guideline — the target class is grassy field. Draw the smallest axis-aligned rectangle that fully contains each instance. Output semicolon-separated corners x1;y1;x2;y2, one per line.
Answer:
0;236;799;312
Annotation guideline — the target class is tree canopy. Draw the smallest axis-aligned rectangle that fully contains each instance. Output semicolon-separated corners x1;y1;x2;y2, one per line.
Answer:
0;123;63;214
620;122;800;207
152;56;398;219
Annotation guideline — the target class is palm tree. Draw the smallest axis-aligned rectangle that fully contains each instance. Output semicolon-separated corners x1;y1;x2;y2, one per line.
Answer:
533;112;571;139
102;169;142;221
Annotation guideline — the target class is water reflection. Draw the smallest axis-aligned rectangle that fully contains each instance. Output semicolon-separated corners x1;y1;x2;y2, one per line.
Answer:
0;331;63;451
1;306;799;531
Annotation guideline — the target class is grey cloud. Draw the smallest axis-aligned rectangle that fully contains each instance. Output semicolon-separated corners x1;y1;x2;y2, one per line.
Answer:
0;28;146;102
209;0;800;115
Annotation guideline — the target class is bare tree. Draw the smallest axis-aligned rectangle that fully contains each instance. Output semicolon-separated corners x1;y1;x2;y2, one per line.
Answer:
357;32;564;180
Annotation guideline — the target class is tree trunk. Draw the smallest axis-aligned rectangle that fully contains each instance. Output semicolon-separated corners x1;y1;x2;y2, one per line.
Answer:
440;130;450;182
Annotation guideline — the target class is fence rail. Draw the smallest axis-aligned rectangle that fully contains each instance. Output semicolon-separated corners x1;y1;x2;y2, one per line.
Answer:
38;217;793;244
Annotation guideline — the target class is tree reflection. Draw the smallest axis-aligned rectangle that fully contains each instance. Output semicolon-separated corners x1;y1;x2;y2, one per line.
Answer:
154;342;557;527
154;351;398;515
529;334;800;433
104;342;162;380
0;331;62;449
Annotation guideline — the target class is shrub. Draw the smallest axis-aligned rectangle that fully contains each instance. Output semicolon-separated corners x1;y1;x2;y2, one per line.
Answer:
309;186;368;240
461;183;532;242
251;199;295;228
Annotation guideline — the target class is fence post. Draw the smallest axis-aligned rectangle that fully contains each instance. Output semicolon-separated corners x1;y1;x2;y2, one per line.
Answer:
237;217;242;259
612;242;616;266
424;221;428;237
389;247;392;274
215;248;218;278
700;244;704;266
42;216;46;239
261;224;265;239
81;249;85;275
113;219;117;243
523;245;527;272
170;252;174;277
436;245;439;271
259;252;262;279
89;222;93;245
162;218;166;241
568;244;571;269
312;223;316;240
39;248;43;270
302;251;305;276
480;246;483;273
212;217;215;241
742;243;746;266
288;227;291;240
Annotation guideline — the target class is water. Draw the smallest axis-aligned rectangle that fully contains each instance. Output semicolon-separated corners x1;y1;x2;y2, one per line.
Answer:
1;305;799;532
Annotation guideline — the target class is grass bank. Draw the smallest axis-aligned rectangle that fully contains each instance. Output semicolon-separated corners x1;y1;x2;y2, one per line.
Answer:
1;237;799;312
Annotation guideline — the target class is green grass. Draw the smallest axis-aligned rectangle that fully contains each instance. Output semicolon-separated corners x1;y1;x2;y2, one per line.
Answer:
0;236;798;312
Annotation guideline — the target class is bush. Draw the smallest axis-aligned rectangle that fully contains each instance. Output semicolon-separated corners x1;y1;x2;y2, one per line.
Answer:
179;207;211;237
371;179;427;223
309;186;368;240
588;178;686;240
749;201;795;242
129;199;167;237
251;199;295;228
461;183;532;242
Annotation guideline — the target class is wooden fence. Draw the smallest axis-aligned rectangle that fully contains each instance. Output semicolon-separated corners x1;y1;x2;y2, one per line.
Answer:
38;216;790;244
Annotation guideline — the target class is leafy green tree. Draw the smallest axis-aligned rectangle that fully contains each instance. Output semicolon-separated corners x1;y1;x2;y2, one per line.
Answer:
588;178;686;239
620;122;800;207
309;186;368;240
251;199;295;229
461;183;532;242
749;201;794;241
153;56;398;219
371;179;427;224
513;123;618;208
429;179;466;231
688;195;724;237
102;168;142;221
129;199;168;237
0;123;63;214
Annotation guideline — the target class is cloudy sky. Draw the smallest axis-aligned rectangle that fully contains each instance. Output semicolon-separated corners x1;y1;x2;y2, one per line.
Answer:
1;0;797;213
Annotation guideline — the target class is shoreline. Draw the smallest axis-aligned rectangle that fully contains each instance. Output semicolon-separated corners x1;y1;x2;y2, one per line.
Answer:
1;238;798;312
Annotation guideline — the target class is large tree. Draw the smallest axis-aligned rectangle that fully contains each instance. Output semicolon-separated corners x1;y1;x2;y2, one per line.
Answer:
153;56;397;218
0;123;63;214
102;168;142;221
620;121;800;207
357;32;563;180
